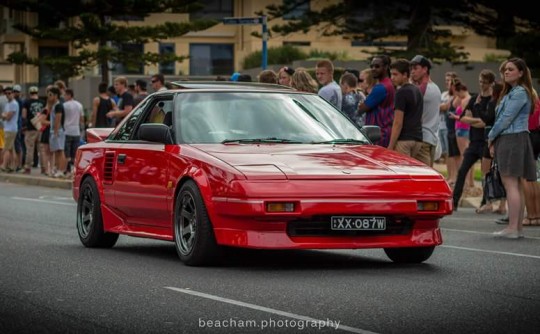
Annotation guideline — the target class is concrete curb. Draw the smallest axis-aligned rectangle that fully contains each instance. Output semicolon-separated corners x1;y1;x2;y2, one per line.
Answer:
0;173;72;190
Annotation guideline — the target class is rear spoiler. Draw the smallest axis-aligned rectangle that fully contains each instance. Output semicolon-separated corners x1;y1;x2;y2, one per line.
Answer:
86;128;113;143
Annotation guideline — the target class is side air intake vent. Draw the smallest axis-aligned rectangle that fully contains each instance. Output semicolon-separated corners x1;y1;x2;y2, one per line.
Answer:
103;152;115;184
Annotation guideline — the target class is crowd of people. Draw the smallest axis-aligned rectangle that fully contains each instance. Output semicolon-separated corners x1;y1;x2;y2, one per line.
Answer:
1;58;539;238
251;56;540;238
0;73;169;178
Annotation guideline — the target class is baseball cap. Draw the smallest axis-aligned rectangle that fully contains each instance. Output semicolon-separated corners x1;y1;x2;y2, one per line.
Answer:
410;55;432;69
29;86;39;94
13;84;21;92
230;72;241;82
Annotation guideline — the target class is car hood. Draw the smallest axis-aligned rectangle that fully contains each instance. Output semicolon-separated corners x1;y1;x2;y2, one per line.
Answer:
193;144;438;180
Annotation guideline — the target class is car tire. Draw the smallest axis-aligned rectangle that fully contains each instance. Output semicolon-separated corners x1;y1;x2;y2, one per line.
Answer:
174;180;220;266
383;246;435;263
77;177;119;248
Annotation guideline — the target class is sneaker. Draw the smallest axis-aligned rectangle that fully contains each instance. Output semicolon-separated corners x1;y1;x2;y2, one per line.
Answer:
53;171;65;178
20;168;31;174
495;216;509;225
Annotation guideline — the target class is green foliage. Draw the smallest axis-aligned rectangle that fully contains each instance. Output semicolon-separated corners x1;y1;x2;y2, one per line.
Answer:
3;0;218;82
242;45;307;69
257;0;539;71
307;49;350;61
483;53;508;63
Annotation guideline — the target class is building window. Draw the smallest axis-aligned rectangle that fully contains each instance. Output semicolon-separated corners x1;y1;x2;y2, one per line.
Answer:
283;41;311;47
38;46;68;86
190;0;233;20
189;44;233;76
159;43;176;75
112;43;144;75
351;40;407;47
283;0;310;20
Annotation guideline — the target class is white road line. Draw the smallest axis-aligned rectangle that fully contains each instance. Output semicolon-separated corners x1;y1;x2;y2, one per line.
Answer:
441;245;540;259
442;228;540;240
165;287;378;334
12;196;76;207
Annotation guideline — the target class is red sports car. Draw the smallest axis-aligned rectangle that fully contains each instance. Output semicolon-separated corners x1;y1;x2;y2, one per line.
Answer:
73;82;452;266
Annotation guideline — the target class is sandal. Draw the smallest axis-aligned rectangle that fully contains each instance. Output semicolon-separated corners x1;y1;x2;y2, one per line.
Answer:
476;204;493;214
523;217;540;226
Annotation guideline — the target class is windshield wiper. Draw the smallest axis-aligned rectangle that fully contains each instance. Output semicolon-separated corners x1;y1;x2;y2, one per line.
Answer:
221;137;303;144
311;138;369;145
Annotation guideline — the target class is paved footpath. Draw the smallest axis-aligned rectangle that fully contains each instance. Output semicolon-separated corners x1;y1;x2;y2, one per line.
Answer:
0;168;71;190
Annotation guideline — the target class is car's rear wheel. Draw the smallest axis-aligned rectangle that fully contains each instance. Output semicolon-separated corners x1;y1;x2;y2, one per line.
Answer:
384;246;435;263
174;180;220;266
77;177;119;248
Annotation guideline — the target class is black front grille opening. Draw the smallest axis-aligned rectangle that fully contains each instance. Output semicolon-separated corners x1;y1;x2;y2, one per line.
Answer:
287;216;413;237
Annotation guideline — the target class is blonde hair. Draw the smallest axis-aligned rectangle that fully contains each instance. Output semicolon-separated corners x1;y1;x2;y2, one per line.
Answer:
315;59;334;73
291;70;319;93
114;76;128;87
360;68;375;90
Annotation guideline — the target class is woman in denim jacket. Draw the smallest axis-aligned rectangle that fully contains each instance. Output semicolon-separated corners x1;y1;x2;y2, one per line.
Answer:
488;58;537;238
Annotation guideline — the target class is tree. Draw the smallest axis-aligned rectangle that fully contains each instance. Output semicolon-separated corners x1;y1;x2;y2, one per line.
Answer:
454;0;540;76
257;0;470;64
257;0;540;71
2;0;218;83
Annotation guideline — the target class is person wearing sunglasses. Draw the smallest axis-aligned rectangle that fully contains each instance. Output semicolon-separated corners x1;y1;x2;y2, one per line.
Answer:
357;55;395;147
151;74;167;92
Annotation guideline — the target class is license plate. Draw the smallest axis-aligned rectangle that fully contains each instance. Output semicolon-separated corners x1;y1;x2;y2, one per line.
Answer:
331;216;386;230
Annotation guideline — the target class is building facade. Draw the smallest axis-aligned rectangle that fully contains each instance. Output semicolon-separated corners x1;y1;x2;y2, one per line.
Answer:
0;0;509;90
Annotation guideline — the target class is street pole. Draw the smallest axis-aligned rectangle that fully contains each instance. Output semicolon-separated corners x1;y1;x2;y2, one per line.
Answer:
262;16;268;70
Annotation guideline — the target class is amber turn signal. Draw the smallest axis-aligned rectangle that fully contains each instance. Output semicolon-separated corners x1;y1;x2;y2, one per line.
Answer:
417;201;439;211
266;202;295;212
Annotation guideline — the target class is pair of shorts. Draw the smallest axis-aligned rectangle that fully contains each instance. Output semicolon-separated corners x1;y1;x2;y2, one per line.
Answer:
65;135;80;159
3;131;16;150
49;131;66;152
455;129;470;138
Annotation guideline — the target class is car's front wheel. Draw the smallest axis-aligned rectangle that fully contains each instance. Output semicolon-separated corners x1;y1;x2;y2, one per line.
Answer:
77;177;119;248
384;246;435;263
174;180;220;266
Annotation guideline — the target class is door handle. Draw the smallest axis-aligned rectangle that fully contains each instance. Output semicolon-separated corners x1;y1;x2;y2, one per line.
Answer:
117;154;126;164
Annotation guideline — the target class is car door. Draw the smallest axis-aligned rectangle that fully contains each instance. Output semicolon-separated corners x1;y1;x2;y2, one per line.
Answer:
110;94;175;228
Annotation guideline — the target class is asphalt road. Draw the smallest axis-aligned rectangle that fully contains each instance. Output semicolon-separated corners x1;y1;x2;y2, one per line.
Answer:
1;182;539;334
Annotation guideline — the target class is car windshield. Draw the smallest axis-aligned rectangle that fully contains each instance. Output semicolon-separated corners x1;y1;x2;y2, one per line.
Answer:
174;91;369;144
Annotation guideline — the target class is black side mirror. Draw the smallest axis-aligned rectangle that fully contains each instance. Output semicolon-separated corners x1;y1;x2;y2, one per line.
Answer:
361;125;381;144
138;124;173;144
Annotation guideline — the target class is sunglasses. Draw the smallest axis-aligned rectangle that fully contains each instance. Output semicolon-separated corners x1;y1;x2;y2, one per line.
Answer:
358;79;364;83
151;80;157;83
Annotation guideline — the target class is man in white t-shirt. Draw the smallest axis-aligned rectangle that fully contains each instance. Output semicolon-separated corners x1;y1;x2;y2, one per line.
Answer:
315;59;342;110
410;55;442;167
63;88;84;174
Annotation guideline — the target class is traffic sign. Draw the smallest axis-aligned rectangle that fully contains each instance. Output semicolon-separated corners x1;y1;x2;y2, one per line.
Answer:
222;17;262;25
222;16;268;70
